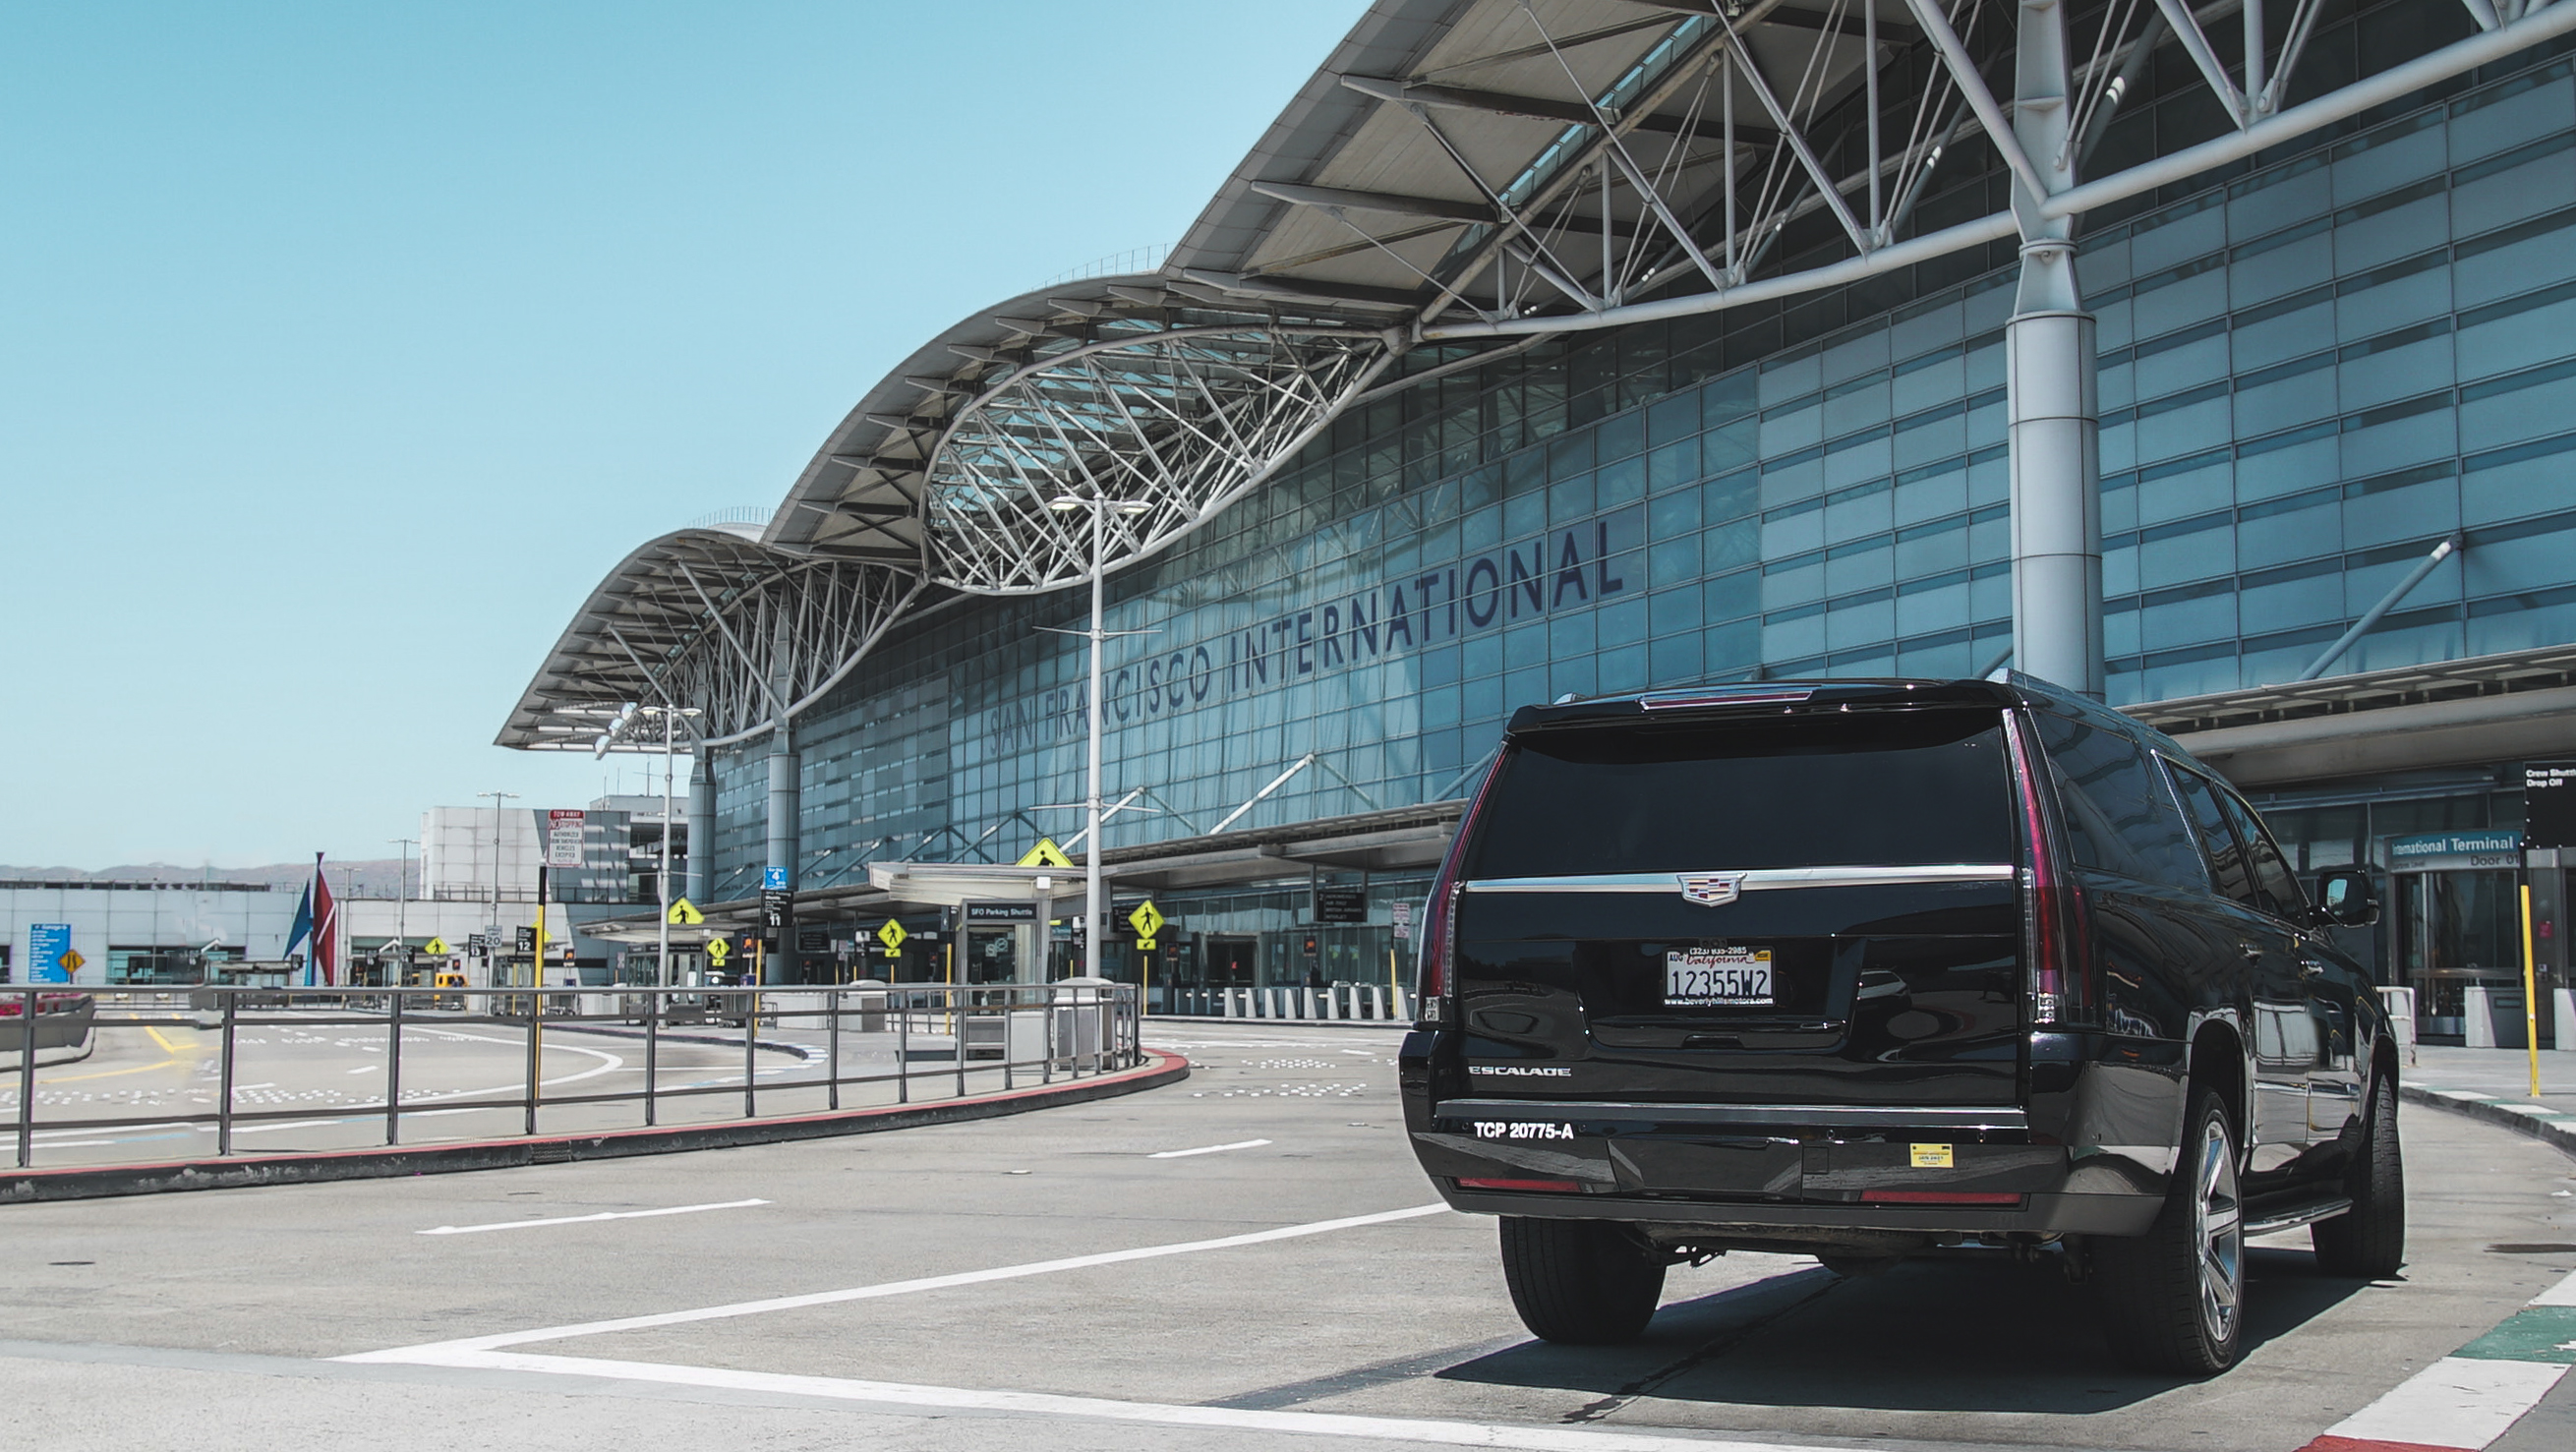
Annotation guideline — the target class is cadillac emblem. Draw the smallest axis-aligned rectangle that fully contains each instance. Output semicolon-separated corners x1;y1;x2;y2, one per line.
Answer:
1677;872;1747;907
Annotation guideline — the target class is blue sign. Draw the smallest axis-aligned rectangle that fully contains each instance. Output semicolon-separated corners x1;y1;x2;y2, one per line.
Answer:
763;866;790;892
28;923;73;984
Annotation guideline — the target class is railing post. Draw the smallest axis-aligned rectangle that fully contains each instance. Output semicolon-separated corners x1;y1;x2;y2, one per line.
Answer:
15;987;36;1169
1003;994;1017;1092
523;993;542;1136
896;991;909;1104
643;987;660;1128
742;990;758;1120
385;987;404;1146
217;990;238;1156
1042;986;1055;1085
955;992;967;1099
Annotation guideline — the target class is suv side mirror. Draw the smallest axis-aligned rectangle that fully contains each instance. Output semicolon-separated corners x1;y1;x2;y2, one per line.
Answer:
2316;868;2379;927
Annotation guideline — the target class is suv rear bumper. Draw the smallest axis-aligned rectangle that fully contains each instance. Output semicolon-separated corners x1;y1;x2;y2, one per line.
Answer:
1401;1036;2171;1243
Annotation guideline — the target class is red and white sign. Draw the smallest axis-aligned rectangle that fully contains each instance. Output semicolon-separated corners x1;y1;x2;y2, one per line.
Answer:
546;809;587;868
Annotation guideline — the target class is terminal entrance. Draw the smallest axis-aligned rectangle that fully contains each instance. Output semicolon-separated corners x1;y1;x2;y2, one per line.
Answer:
2394;865;2558;1046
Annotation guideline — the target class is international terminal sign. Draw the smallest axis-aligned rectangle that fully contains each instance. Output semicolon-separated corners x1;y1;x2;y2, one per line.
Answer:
987;507;1642;752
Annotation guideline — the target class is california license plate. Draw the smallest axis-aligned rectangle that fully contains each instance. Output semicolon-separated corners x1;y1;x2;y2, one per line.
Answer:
1665;947;1773;1006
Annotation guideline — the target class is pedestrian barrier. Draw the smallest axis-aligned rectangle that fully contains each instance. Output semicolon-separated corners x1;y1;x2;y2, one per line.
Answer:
4;981;1142;1171
1154;983;1414;1022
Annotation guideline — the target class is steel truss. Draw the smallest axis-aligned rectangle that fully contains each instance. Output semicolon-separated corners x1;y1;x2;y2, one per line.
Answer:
1200;0;2576;343
923;322;1397;593
503;529;919;750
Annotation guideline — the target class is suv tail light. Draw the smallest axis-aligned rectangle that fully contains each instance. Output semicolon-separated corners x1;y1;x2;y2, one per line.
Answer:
2005;710;2095;1026
1417;751;1507;1024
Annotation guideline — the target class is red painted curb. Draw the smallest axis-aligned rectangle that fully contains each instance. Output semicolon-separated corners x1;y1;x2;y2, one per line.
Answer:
0;1051;1189;1203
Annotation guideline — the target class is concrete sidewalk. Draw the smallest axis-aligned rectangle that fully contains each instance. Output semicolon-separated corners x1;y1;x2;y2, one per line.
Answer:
2403;1043;2576;1157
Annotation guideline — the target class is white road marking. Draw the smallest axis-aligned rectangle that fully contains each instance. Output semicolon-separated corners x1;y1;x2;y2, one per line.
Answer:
2535;1268;2576;1307
1147;1138;1271;1159
421;1199;772;1236
343;1202;1451;1360
2322;1356;2568;1448
398;1351;1807;1451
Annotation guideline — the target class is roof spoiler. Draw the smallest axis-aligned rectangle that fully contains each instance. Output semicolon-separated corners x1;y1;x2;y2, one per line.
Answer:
1506;677;2022;733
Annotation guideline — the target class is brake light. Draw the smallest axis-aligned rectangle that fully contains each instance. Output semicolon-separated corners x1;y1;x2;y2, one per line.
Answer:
2004;711;2094;1026
1418;751;1507;1023
1457;1178;1583;1193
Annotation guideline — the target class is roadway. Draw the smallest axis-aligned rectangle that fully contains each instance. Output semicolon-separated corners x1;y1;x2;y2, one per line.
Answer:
3;1019;2573;1452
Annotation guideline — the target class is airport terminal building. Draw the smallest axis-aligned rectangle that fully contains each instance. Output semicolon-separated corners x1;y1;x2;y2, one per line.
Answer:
507;0;2576;1040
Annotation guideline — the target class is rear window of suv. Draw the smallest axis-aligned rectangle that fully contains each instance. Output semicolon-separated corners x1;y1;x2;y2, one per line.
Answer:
1462;709;2016;877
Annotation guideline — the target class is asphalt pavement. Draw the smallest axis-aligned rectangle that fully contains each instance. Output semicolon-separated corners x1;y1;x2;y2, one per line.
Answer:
2;1019;2572;1452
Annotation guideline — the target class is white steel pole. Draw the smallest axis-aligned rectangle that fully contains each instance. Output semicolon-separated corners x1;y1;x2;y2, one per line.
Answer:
1084;497;1106;982
658;709;673;989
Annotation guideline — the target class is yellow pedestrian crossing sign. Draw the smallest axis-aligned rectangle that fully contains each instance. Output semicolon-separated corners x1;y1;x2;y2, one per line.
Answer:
877;918;907;957
1129;900;1163;951
423;937;448;956
667;898;704;926
704;937;732;966
1017;838;1074;869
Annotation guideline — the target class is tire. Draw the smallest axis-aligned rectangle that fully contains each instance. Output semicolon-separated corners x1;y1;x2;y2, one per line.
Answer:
1497;1216;1667;1345
2093;1088;2247;1375
2313;1072;2405;1279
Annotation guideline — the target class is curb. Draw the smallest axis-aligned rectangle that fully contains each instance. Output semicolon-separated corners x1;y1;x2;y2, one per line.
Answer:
0;1051;1188;1204
2400;1082;2576;1160
2293;1269;2576;1452
546;1022;820;1062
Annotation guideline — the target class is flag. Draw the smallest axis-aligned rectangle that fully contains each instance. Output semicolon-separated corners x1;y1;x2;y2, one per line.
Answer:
285;879;315;968
312;853;339;987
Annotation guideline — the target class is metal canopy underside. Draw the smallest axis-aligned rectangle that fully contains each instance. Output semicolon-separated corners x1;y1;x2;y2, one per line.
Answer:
506;0;2576;750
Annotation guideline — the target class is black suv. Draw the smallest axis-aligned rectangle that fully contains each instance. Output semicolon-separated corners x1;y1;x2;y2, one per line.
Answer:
1399;675;2400;1374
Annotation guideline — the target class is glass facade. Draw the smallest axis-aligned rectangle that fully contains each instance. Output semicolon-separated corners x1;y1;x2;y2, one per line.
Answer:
700;9;2576;1004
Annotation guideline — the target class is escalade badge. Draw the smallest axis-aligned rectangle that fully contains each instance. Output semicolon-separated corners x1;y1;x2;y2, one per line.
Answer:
1678;872;1747;906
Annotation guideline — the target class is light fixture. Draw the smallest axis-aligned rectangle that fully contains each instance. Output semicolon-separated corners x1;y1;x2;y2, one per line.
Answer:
1048;495;1083;511
1117;499;1151;514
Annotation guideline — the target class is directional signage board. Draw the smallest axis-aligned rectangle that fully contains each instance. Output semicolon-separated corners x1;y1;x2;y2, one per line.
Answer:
28;924;71;984
546;809;587;868
2526;760;2576;848
761;889;792;936
1314;885;1369;924
1390;900;1414;943
964;901;1037;923
764;866;790;892
796;928;830;954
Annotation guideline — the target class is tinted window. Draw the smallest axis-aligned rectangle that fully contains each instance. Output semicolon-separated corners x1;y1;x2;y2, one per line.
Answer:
2218;788;2307;920
2166;760;2256;905
2032;707;2206;891
1464;709;2015;877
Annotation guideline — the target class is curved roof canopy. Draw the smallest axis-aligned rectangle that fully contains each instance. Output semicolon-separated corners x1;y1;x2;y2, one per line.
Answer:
507;0;2576;749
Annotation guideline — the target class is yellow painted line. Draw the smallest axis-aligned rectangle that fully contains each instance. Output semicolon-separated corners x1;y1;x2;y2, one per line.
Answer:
146;1026;192;1054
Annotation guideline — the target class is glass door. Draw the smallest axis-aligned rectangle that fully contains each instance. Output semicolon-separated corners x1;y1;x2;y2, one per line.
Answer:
2395;869;2525;1042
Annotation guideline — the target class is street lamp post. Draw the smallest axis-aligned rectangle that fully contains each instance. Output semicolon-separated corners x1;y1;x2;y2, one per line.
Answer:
594;702;702;988
1046;491;1148;982
475;790;518;984
388;837;416;978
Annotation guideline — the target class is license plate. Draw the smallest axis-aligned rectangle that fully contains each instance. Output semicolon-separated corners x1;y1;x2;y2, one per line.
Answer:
1665;947;1773;1006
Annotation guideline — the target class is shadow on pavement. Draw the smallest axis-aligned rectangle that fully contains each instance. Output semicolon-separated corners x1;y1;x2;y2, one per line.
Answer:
1435;1245;2369;1414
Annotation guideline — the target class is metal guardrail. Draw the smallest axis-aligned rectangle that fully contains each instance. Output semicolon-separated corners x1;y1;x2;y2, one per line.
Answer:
6;982;1142;1171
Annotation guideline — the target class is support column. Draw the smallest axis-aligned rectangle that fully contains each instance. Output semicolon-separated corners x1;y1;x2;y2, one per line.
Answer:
765;726;797;986
687;748;716;904
2006;0;2105;699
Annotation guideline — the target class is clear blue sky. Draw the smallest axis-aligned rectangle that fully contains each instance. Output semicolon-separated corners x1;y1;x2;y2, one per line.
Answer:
0;1;1367;869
